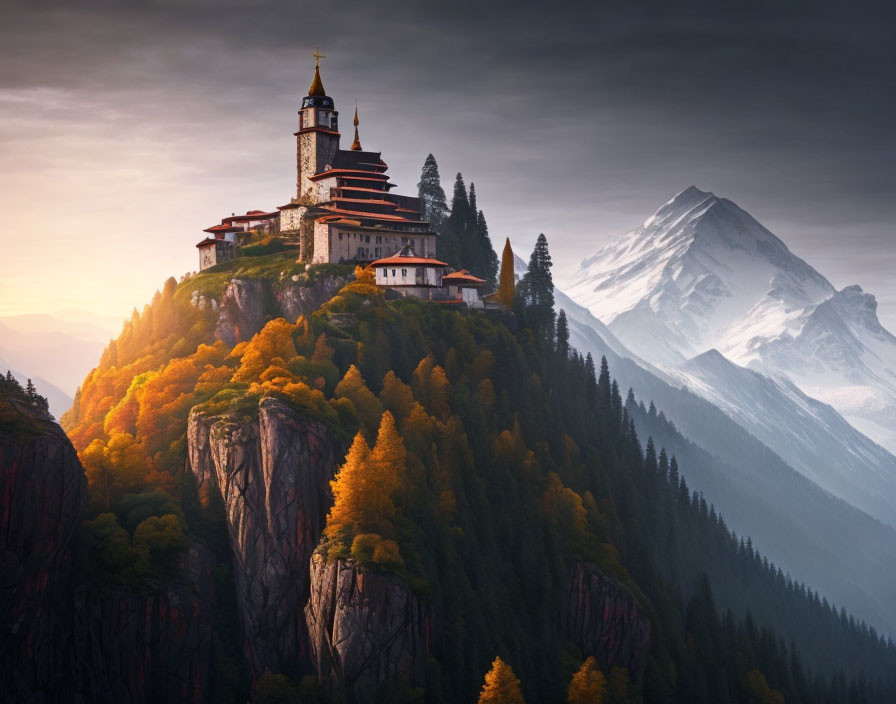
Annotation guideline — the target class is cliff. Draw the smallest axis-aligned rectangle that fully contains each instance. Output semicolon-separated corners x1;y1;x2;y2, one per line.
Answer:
563;562;652;675
188;396;341;679
305;555;430;701
1;398;215;704
211;273;348;346
68;543;215;704
0;399;86;701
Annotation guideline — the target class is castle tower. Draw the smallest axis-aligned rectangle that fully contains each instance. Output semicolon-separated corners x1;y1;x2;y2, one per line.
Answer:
295;48;340;200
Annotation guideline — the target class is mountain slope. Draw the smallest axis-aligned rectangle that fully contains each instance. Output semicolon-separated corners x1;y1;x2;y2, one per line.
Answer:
0;315;111;399
515;254;896;632
668;349;896;527
565;187;896;454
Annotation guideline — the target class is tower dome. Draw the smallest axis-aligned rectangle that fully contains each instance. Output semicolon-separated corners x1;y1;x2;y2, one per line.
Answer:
302;47;334;108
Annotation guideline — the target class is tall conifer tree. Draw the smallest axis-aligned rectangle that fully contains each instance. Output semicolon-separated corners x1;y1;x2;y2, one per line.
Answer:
518;233;555;338
417;154;448;231
476;209;499;286
498;238;515;306
556;310;570;359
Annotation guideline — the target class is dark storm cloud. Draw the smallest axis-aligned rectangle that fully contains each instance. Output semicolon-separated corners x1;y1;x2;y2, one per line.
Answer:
2;0;895;320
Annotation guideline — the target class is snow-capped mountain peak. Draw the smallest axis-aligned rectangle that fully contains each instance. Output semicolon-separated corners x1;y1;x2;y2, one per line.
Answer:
565;186;896;454
567;186;834;365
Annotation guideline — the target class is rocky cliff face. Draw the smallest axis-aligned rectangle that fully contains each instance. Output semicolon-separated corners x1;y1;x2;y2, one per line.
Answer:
305;555;430;701
563;562;652;675
1;400;215;704
214;274;348;346
0;403;86;701
188;396;341;679
68;544;215;704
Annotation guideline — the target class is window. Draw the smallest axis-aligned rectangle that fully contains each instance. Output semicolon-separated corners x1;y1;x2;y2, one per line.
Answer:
401;268;407;277
365;235;370;243
338;232;343;240
375;236;382;244
391;269;396;277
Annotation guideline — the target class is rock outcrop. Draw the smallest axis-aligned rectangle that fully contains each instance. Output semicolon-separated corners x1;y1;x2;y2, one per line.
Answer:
214;273;348;346
305;555;429;701
0;402;86;701
68;544;215;704
2;399;215;704
188;396;340;678
563;562;651;675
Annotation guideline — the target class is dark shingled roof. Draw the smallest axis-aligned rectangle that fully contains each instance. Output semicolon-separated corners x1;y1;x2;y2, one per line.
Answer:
331;150;386;173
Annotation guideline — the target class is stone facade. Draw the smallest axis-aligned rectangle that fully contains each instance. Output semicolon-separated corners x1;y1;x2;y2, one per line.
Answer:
296;129;339;200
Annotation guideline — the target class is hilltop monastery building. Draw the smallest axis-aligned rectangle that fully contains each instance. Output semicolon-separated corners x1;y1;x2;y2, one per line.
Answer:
197;52;438;270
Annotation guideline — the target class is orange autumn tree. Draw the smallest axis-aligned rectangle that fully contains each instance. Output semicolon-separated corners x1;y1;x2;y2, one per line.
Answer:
325;411;408;568
567;657;606;704
334;364;383;439
497;237;515;307
232;318;298;383
479;657;525;704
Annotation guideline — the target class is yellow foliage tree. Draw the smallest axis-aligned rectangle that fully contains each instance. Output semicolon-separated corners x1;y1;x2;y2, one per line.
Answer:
232;318;298;383
479;657;525;704
747;669;786;704
354;264;375;285
325;432;372;538
567;657;606;704
411;356;451;419
334;365;383;439
324;411;407;546
366;410;407;527
379;370;415;422
497;238;515;307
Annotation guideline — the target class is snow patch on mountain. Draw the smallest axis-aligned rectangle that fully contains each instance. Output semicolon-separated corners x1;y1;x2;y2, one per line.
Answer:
566;186;896;454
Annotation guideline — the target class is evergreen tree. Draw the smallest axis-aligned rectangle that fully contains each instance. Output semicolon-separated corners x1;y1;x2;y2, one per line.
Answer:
518;233;555;338
442;172;471;268
479;657;525;704
556;310;570;359
417;154;448;232
476;208;499;286
497;238;515;307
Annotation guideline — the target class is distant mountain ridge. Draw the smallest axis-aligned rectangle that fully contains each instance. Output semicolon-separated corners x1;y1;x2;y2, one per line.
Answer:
514;252;896;631
565;186;896;454
0;356;72;420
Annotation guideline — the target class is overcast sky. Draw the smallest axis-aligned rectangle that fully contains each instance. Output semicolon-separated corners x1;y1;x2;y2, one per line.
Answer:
1;1;894;328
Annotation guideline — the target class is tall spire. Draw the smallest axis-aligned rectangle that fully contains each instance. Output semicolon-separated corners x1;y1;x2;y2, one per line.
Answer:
350;101;362;151
308;46;326;97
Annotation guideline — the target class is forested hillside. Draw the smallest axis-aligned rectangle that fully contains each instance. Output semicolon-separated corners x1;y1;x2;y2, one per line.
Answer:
52;235;896;703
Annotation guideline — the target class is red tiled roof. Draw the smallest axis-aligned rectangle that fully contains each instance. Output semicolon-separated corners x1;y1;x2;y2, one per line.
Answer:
294;127;341;137
318;206;412;222
337;186;390;194
223;210;278;223
196;238;234;248
372;254;447;267
443;270;486;285
310;169;389;181
331;197;398;207
204;223;242;233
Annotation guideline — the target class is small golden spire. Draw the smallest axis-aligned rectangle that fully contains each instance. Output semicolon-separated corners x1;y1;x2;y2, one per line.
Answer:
350;100;362;151
308;46;326;97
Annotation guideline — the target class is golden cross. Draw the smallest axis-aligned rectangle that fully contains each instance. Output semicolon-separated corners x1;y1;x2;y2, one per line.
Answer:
313;46;326;68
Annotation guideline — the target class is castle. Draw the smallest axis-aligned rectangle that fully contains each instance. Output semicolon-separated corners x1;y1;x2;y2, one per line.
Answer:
197;50;437;270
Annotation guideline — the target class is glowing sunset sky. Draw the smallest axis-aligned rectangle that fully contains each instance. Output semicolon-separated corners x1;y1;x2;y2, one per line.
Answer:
1;1;894;328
